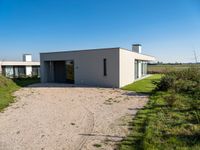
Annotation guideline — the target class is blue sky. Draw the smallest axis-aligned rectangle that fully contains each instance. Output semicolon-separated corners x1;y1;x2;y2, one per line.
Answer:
0;0;200;63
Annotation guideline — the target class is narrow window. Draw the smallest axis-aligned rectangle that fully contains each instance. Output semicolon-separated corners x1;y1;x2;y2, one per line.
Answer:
103;58;107;76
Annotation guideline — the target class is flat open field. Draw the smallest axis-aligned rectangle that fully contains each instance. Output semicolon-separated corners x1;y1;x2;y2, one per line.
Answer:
148;64;200;74
0;83;148;150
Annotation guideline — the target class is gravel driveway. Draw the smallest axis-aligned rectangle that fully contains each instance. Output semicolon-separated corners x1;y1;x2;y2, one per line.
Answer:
0;84;148;150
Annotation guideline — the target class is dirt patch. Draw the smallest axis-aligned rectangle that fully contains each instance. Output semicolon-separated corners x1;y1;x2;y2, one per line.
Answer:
0;84;148;150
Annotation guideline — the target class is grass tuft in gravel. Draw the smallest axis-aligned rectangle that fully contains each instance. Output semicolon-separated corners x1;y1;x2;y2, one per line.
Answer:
93;143;102;148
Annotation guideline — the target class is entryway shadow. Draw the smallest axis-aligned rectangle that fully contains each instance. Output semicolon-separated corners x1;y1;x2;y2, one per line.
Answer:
27;83;117;89
28;83;75;88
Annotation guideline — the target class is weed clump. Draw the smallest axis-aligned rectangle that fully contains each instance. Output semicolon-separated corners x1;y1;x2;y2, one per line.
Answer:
156;67;200;97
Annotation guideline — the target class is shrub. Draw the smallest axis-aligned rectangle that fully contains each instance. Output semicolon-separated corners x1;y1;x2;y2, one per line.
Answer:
174;79;197;93
155;74;176;91
164;91;180;107
156;67;200;98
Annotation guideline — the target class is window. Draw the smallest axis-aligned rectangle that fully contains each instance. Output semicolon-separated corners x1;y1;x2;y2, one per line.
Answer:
135;60;139;79
103;58;107;76
32;66;40;77
66;60;74;83
3;66;14;78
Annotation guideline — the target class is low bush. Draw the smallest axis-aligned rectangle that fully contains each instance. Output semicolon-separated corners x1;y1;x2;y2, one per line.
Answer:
164;90;180;107
155;73;176;91
156;67;200;98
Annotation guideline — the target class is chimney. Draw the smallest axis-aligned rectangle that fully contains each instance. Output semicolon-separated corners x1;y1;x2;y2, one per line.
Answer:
132;44;142;53
23;54;32;62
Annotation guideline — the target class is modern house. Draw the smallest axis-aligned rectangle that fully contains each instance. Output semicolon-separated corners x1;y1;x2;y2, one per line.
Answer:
40;44;155;88
0;54;40;78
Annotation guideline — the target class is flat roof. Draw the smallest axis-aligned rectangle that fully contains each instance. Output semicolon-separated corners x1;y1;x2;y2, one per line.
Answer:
119;48;155;58
0;61;40;66
40;47;121;54
40;47;155;61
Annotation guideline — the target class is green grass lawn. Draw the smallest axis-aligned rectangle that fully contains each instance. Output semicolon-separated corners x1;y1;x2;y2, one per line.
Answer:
120;74;200;150
122;74;162;94
0;76;40;111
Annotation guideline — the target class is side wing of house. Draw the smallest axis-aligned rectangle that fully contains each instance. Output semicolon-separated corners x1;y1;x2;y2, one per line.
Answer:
40;48;120;87
0;61;40;78
119;48;155;88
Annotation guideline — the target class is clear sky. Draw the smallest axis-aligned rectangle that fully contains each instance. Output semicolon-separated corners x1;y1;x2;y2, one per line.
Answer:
0;0;200;63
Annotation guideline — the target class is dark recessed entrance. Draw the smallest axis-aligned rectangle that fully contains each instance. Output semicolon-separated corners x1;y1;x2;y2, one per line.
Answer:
53;60;74;83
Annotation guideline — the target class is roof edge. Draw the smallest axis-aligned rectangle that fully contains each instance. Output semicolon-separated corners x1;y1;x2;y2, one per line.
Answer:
119;47;155;58
40;47;121;54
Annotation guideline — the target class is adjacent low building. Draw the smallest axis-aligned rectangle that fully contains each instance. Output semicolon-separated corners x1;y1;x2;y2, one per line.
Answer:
40;44;155;88
0;54;40;78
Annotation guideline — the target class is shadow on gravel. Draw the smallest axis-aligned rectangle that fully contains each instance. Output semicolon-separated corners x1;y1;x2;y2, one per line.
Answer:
27;83;120;89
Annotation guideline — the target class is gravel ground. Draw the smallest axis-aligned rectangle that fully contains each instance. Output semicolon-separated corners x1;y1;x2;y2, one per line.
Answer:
0;83;148;150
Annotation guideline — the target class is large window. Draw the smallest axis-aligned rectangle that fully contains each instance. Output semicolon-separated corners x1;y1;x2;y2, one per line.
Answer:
141;61;147;76
14;66;26;78
66;60;74;83
2;66;14;78
135;60;139;79
32;66;40;77
2;66;40;78
135;60;148;79
103;58;107;76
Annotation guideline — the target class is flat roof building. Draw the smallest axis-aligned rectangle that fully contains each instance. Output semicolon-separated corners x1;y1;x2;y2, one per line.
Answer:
0;54;40;78
40;44;155;88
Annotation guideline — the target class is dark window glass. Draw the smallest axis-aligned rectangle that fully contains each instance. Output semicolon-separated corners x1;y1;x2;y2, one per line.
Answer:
19;67;25;77
103;58;107;76
66;60;74;83
135;60;139;79
32;66;40;77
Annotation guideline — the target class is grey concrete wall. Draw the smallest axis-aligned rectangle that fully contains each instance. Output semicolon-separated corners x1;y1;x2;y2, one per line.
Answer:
40;48;120;87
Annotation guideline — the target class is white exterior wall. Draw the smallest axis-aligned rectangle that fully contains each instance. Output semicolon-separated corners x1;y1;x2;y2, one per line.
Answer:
0;61;39;66
119;48;155;87
40;48;120;87
26;66;32;76
23;54;32;62
119;49;135;87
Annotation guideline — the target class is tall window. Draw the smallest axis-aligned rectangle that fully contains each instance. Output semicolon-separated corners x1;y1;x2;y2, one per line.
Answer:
135;60;139;79
32;66;40;77
103;58;107;76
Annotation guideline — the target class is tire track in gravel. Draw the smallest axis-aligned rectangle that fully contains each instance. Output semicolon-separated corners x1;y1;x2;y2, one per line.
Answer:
76;106;95;150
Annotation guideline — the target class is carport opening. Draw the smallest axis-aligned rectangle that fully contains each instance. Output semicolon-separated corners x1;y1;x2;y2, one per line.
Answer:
53;60;74;84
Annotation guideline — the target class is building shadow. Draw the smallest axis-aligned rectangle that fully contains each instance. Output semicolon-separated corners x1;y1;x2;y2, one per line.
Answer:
26;83;119;89
121;91;149;98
